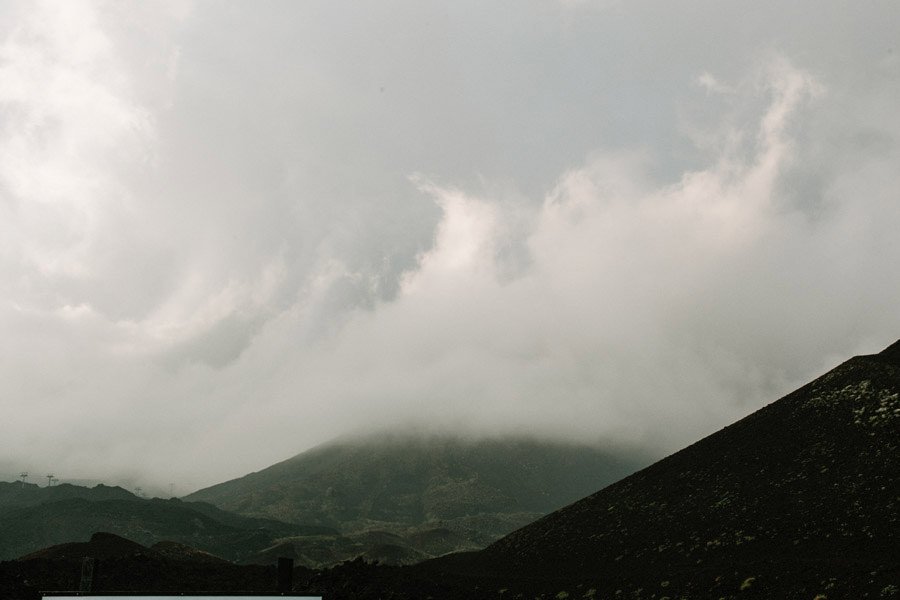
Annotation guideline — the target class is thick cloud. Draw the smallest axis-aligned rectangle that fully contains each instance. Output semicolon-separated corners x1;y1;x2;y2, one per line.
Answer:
0;1;898;492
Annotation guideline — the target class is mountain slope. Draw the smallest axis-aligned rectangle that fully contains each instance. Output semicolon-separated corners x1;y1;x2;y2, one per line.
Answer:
0;495;333;562
186;435;648;565
410;341;900;598
0;482;136;509
2;533;290;600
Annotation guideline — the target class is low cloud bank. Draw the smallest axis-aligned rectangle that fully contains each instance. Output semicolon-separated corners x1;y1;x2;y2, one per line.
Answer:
255;59;898;457
1;3;898;491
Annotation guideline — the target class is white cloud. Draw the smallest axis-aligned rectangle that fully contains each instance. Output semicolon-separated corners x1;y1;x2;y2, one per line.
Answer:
697;72;735;96
153;57;897;488
0;0;151;279
253;59;869;451
0;2;898;491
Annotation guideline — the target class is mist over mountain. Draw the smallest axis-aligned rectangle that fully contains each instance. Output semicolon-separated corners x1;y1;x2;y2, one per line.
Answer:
1;2;898;597
185;434;647;566
2;1;899;489
1;341;897;597
382;340;900;597
0;435;645;568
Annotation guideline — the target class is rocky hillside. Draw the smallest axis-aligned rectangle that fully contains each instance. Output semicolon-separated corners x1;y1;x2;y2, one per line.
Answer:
410;340;900;598
185;435;647;566
0;491;332;562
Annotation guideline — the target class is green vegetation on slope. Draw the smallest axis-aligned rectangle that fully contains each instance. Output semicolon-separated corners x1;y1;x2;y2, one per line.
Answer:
0;488;333;562
185;434;647;566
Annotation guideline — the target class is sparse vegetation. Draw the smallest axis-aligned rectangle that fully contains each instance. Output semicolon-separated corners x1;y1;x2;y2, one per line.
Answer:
184;435;646;567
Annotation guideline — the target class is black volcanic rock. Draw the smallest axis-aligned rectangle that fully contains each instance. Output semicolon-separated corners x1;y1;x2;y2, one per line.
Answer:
5;533;316;600
411;341;900;598
873;338;900;365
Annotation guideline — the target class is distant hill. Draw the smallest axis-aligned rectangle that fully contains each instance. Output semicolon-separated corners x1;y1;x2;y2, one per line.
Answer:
402;340;900;598
0;482;136;509
0;489;333;562
21;531;228;564
185;435;648;566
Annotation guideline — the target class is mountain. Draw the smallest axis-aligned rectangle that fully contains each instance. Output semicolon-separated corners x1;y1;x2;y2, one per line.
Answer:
399;340;900;598
185;435;648;566
20;531;227;565
0;489;334;562
0;481;136;509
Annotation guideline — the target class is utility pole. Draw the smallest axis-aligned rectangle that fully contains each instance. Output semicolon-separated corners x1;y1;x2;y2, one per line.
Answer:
19;472;27;488
46;474;54;487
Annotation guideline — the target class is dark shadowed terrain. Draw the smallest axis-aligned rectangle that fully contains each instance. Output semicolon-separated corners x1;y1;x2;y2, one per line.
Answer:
395;340;900;598
0;483;332;562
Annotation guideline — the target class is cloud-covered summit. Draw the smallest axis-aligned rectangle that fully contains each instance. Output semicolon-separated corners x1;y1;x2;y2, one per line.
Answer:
0;1;898;491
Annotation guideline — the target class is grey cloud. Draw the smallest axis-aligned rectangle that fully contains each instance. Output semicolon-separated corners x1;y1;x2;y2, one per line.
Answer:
0;1;898;490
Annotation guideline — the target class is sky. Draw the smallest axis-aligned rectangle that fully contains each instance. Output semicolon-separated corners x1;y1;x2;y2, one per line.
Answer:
0;0;898;494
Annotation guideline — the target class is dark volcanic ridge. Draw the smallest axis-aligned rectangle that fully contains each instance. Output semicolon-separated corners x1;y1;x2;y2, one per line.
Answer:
20;531;152;562
3;532;299;600
21;532;229;565
408;340;900;598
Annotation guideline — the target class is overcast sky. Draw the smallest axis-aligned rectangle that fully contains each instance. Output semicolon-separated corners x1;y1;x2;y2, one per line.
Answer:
1;0;898;493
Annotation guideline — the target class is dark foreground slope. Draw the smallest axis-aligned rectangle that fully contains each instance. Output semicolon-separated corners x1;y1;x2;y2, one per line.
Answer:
186;435;646;565
1;533;299;600
402;341;900;598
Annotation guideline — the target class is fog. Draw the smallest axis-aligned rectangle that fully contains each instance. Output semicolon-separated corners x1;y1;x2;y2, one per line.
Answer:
1;1;898;493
